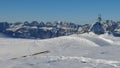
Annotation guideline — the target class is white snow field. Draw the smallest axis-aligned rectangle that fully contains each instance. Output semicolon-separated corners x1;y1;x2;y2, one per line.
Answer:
0;32;120;68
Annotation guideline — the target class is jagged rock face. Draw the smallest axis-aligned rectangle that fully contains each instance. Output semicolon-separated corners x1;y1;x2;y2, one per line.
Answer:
103;21;117;33
0;22;9;32
90;22;105;34
112;26;120;37
4;22;79;39
2;20;120;38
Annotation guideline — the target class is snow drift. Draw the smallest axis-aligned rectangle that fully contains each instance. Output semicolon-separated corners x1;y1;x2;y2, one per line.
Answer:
0;33;120;68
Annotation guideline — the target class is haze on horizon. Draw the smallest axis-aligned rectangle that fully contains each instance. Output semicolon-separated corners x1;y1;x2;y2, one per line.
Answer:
0;0;120;24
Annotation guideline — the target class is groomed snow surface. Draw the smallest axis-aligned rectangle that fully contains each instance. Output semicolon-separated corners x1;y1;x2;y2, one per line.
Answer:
0;32;120;68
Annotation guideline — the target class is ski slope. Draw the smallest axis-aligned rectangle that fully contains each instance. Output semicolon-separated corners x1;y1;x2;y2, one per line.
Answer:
0;33;120;68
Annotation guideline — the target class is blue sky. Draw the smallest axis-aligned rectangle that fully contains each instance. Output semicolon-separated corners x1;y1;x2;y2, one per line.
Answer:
0;0;120;24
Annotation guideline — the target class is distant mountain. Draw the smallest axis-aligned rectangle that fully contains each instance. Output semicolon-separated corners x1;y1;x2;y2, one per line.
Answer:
90;22;105;35
0;21;79;39
0;20;120;39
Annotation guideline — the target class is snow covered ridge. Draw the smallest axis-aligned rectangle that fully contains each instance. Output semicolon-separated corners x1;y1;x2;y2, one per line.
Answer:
0;20;120;39
1;34;120;68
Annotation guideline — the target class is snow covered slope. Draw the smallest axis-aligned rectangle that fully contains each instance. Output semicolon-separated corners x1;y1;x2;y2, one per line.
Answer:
0;33;120;68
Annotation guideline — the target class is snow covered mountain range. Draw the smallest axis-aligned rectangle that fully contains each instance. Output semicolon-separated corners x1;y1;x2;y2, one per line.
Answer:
0;20;120;39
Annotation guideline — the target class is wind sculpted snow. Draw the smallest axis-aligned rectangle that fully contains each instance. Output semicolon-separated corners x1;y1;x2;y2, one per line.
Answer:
0;33;120;68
